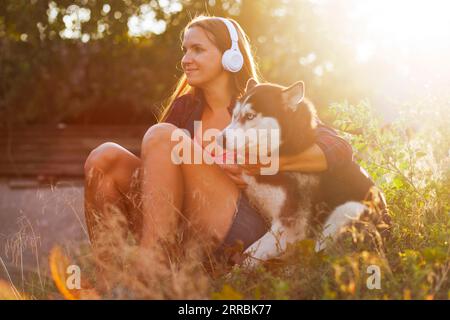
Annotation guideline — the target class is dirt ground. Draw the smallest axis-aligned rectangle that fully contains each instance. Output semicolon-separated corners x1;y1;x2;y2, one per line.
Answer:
0;178;87;284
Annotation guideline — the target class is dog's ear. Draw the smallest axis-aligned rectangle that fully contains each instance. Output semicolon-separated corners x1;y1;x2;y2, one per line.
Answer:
282;81;305;111
245;78;258;92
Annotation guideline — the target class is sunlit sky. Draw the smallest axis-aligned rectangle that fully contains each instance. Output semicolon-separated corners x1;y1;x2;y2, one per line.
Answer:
309;0;450;118
344;0;450;67
355;0;449;110
352;0;450;49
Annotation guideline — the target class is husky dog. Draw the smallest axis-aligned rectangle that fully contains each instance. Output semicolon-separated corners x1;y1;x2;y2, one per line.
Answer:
220;79;387;265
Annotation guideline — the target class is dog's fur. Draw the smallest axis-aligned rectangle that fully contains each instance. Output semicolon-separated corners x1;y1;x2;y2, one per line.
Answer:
220;79;386;266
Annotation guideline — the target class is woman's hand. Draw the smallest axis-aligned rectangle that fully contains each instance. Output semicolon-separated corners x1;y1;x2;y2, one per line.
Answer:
217;163;248;189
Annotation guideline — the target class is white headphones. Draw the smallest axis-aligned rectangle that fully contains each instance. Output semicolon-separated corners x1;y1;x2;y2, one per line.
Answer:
217;17;244;73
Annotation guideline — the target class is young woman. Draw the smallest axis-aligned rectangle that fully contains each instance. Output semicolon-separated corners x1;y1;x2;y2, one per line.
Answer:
83;15;354;262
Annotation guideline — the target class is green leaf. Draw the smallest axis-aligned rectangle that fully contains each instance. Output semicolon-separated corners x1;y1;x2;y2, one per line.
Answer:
212;284;243;300
415;151;427;158
393;176;404;188
423;247;447;263
399;161;409;170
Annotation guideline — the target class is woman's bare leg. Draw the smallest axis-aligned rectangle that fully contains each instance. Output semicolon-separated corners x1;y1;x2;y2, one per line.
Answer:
140;123;240;255
84;142;145;291
85;124;240;259
84;142;142;244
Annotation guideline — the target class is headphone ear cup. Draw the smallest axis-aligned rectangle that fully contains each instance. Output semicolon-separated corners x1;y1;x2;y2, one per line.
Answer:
222;49;244;73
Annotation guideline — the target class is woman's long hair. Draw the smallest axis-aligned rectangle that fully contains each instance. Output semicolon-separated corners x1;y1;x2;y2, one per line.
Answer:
158;15;262;122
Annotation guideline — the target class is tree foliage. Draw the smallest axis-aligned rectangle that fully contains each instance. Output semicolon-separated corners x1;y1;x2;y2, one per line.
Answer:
1;0;381;125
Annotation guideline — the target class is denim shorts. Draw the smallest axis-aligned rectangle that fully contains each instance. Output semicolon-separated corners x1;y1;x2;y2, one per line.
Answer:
214;192;269;259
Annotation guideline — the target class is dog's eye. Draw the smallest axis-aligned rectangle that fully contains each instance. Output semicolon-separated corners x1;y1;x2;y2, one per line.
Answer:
245;113;256;120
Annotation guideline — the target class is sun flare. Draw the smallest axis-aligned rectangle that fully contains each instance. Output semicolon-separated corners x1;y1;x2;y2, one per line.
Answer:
348;0;450;51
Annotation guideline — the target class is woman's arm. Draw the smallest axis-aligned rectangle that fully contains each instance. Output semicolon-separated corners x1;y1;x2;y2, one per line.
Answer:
279;144;328;172
281;124;354;173
240;124;353;175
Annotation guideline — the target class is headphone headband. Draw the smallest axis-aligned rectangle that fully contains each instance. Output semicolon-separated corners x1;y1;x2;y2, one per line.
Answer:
217;17;244;73
217;17;239;43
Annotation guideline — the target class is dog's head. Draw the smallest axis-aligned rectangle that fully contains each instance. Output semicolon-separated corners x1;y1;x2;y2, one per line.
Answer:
222;78;317;157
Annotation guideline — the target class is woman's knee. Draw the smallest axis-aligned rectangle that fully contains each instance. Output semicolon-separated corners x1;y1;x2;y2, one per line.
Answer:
84;142;126;176
141;123;179;154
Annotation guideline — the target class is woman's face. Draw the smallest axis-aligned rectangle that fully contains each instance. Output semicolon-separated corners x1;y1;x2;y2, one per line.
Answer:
181;26;227;88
